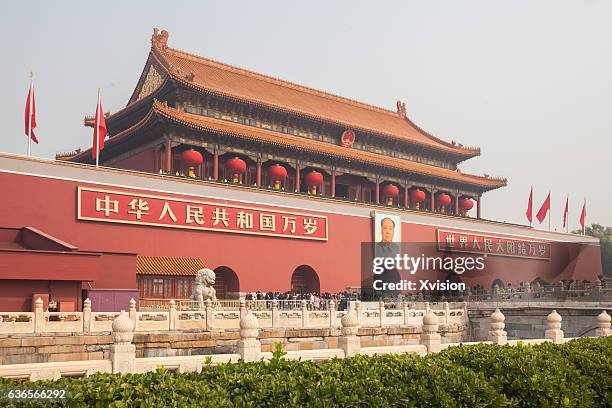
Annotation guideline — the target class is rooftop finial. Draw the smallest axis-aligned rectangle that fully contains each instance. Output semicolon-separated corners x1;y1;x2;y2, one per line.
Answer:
151;28;169;50
396;100;407;118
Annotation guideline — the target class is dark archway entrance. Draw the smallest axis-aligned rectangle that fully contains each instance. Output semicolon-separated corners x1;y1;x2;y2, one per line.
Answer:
291;265;320;294
213;266;240;299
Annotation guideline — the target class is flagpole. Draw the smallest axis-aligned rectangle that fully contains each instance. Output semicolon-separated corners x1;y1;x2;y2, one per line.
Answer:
28;72;33;157
583;198;586;236
95;88;100;168
566;195;569;233
548;192;551;232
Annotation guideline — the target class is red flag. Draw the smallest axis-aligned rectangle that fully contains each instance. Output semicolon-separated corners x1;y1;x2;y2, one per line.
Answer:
526;187;533;224
579;199;586;231
24;81;39;144
536;192;550;223
92;91;107;161
562;195;568;228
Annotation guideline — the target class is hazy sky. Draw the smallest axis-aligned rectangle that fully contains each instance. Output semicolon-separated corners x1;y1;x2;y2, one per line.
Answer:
1;1;610;230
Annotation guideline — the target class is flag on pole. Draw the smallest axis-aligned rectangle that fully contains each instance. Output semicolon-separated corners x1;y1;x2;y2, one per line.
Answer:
579;199;586;234
536;192;550;224
562;195;569;230
92;90;107;164
526;187;533;225
24;77;39;147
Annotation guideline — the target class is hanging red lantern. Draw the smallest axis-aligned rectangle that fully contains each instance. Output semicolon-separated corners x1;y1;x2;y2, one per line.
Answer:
304;171;323;194
383;184;399;205
226;157;246;183
410;189;426;209
438;193;451;213
268;164;287;189
181;149;203;177
460;198;474;211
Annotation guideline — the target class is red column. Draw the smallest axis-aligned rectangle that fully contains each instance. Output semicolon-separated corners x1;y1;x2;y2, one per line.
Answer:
477;198;481;219
295;163;301;192
331;170;336;197
213;149;219;180
256;158;262;186
375;178;380;203
430;190;435;211
165;139;172;173
454;194;460;215
404;184;409;207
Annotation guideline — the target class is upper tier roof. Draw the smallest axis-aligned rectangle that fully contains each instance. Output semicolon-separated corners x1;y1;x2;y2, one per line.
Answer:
127;29;480;158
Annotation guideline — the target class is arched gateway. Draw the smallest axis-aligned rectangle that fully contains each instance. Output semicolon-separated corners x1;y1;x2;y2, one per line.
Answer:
213;266;240;299
291;265;320;294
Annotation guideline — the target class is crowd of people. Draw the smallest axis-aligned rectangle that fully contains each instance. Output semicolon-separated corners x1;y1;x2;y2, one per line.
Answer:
245;291;360;310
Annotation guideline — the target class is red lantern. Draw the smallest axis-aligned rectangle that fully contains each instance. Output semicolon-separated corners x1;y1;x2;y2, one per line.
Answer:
181;149;203;177
438;193;451;213
460;198;474;211
304;171;323;194
268;164;287;189
383;184;399;205
226;157;246;183
410;189;426;209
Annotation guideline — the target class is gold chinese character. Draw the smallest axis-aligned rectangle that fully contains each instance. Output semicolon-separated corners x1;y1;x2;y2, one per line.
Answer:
260;213;276;231
517;242;527;255
303;218;318;235
495;240;505;253
212;208;229;227
484;238;493;252
158;202;177;222
472;237;481;250
186;205;204;225
237;211;254;229
282;216;296;233
507;241;516;254
538;244;546;257
529;244;536;256
95;195;119;217
445;234;456;248
459;235;468;248
128;199;149;219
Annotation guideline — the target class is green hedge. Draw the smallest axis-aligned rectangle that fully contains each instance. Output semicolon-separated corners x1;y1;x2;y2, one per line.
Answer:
1;337;610;407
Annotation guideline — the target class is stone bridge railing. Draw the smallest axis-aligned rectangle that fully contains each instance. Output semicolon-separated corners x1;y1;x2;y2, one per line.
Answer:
0;298;466;336
0;306;609;381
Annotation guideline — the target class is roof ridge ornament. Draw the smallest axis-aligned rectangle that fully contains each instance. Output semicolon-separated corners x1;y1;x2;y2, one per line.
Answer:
152;28;169;50
396;100;407;118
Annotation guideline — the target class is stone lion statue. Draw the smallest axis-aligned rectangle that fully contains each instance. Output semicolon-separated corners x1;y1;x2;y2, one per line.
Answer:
191;268;217;303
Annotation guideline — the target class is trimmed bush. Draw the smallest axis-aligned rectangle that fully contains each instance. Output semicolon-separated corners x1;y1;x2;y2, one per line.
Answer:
0;337;609;407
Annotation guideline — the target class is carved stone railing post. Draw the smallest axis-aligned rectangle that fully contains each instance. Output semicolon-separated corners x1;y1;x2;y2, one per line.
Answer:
463;302;469;325
402;301;410;326
488;309;507;345
34;297;44;334
379;300;385;327
421;309;441;354
339;311;360;357
301;300;309;328
493;284;500;300
524;282;531;299
271;299;279;328
595;311;611;337
545;310;564;344
205;299;213;331
83;298;92;333
424;301;430;313
238;311;260;362
328;300;336;327
239;297;247;319
110;311;136;374
129;298;137;326
355;301;363;325
168;299;176;330
443;302;450;325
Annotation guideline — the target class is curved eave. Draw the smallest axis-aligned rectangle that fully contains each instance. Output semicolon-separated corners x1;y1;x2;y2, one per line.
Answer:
149;44;480;161
152;101;505;191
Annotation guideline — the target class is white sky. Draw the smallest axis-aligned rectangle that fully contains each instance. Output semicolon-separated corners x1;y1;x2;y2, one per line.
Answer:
1;0;610;230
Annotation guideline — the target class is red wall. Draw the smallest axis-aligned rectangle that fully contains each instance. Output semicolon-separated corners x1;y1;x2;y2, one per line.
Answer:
0;171;602;296
0;280;81;311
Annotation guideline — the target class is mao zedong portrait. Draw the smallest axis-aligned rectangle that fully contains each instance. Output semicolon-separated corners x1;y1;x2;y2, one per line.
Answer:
375;217;400;258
